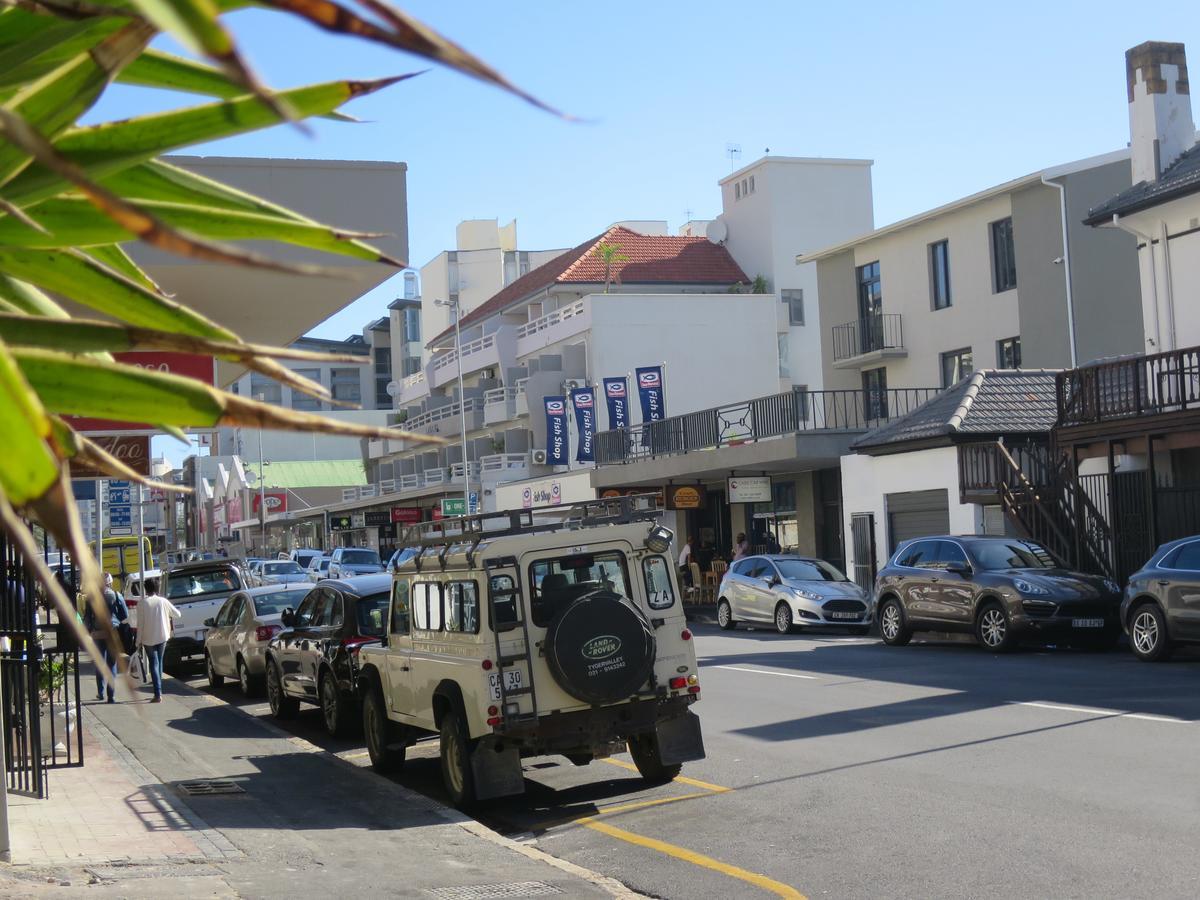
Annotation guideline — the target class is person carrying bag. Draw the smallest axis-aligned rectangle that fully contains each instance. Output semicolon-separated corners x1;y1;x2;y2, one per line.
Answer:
85;573;129;703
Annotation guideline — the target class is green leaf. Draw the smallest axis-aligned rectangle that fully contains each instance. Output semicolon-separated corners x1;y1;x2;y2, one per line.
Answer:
0;274;69;319
103;159;312;221
0;15;124;99
116;49;246;98
128;0;231;60
83;244;163;294
0;339;60;507
4;74;414;207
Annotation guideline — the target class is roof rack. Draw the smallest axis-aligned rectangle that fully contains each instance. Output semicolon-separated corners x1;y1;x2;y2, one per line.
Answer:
399;494;663;555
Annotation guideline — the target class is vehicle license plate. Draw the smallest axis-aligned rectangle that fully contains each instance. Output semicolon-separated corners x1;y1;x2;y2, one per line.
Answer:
1072;618;1104;628
829;611;859;620
488;670;522;701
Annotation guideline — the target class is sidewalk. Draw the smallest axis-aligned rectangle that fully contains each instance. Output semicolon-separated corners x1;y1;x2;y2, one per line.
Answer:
1;674;634;899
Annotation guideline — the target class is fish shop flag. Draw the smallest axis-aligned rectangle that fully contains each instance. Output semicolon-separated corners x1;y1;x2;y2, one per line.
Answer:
571;387;596;463
636;366;666;423
544;396;568;464
603;377;628;431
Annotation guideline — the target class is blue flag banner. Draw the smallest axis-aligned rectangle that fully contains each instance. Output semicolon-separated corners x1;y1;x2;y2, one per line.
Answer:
544;396;568;464
636;366;666;424
603;377;628;431
571;386;596;463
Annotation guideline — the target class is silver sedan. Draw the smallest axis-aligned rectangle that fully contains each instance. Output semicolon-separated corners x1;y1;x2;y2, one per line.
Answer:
717;554;872;635
203;585;312;695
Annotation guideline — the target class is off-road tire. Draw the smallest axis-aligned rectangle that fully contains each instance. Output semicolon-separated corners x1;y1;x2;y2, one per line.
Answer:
878;597;912;646
628;732;682;783
717;599;736;631
266;660;299;719
439;709;476;810
976;600;1017;653
363;689;404;773
205;652;223;689
1129;602;1171;662
544;590;656;705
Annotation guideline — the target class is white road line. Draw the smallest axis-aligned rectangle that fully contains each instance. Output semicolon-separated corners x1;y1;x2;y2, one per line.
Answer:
1011;700;1189;724
711;665;819;680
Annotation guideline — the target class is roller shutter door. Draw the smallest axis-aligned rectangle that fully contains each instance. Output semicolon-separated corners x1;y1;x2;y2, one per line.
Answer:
886;489;950;552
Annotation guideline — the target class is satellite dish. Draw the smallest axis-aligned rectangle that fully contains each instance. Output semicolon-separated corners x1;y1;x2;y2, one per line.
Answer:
706;218;728;245
386;380;399;397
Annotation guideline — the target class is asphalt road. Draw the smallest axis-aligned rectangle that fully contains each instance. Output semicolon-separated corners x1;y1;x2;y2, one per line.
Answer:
183;627;1200;899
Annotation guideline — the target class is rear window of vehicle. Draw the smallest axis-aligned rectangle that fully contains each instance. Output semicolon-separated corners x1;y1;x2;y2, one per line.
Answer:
643;556;675;610
167;567;239;599
356;591;390;636
341;550;380;566
529;551;631;627
264;562;305;575
774;558;848;582
253;588;309;615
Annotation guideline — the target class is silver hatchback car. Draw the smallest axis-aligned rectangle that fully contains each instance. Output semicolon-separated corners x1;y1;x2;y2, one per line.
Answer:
717;555;871;634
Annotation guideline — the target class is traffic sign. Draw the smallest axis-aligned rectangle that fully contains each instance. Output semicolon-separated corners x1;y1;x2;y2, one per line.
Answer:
468;491;479;514
108;487;131;505
109;506;132;527
440;498;466;517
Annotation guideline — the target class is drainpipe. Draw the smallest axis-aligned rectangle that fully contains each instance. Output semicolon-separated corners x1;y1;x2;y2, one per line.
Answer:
1110;214;1163;351
1041;176;1077;367
1159;220;1177;351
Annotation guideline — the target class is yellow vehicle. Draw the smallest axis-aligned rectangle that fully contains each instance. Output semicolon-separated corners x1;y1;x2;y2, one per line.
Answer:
101;536;155;581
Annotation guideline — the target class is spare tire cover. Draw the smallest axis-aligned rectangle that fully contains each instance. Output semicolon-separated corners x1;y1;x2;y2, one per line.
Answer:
544;590;656;705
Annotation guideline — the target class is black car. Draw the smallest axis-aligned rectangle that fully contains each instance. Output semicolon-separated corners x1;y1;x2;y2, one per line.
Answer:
874;535;1123;652
1121;535;1200;661
264;574;390;736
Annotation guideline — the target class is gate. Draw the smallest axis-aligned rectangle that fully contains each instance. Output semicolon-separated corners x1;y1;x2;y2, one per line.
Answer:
850;514;876;593
1;531;84;799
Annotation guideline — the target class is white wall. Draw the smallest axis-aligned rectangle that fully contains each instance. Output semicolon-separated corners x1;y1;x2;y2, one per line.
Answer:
840;446;983;576
1123;193;1200;352
493;469;594;511
229;411;390;462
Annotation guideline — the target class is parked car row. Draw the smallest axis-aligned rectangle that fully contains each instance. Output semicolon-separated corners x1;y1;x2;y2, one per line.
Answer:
716;533;1200;662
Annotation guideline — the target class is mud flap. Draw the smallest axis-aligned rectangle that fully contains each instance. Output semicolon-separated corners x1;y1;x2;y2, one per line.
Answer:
655;710;706;765
470;738;525;801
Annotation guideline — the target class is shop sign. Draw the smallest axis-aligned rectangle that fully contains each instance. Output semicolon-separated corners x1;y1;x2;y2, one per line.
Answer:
364;510;390;527
351;512;366;528
728;475;772;504
390;507;422;524
252;492;287;514
66;352;215;432
330;514;353;530
666;483;706;510
69;435;150;478
441;498;466;517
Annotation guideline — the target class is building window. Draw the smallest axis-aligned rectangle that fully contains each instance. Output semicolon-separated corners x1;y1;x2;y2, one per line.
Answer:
777;333;790;378
404;307;421;342
856;261;883;352
249;373;281;406
748;175;756;194
290;368;321;411
782;289;804;325
793;385;809;422
402;357;421;377
331;367;362;405
997;336;1022;369
941;347;973;387
862;367;888;420
929;240;951;309
990;217;1017;293
735;182;741;200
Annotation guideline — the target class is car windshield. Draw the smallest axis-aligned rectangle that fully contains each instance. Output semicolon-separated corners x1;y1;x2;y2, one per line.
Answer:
166;567;238;598
342;550;380;566
253;588;309;615
356;591;390;636
774;558;849;582
970;541;1057;570
264;562;304;575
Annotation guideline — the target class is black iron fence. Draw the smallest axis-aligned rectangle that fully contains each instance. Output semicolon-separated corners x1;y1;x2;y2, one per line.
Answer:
595;387;940;466
1057;345;1200;428
831;314;905;362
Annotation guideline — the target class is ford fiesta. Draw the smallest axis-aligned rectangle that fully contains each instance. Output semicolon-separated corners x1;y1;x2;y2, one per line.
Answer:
874;536;1122;652
717;555;871;634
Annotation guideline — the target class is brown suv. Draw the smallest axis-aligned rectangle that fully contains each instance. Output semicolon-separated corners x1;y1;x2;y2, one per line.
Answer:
873;536;1122;652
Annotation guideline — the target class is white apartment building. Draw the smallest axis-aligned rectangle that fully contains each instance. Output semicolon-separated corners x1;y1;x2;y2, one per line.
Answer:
1085;41;1200;352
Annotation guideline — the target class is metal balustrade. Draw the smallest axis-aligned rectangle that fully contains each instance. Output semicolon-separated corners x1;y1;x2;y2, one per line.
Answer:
1057;345;1200;427
831;314;905;362
517;299;587;338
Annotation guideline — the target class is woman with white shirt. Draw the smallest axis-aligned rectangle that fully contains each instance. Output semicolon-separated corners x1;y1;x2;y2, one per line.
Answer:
134;578;181;703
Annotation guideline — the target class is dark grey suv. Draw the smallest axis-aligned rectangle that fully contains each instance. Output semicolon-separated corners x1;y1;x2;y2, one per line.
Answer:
1121;535;1200;662
874;536;1122;652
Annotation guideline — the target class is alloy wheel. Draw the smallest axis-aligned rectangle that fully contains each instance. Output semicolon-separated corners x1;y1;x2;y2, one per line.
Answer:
321;677;339;733
1132;611;1159;655
775;605;792;634
881;603;901;641
980;608;1007;648
717;602;730;627
238;659;250;695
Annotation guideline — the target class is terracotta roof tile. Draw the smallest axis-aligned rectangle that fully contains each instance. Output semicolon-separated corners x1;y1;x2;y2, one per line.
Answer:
430;225;748;346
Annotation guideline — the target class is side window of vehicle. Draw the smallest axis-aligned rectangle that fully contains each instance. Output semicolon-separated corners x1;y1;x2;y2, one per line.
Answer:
898;541;934;568
730;559;752;576
445;582;480;634
643;556;676;610
229;596;245;623
328;592;344;628
745;558;767;579
294;591;320;626
489;575;518;629
214;598;234;626
937;541;969;570
1170;541;1200;570
390;580;410;635
413;582;441;631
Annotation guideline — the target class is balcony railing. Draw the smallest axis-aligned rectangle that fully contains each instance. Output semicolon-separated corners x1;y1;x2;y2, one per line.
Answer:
1057;345;1200;428
517;299;587;338
831;314;905;362
432;333;496;374
594;387;940;466
398;397;485;434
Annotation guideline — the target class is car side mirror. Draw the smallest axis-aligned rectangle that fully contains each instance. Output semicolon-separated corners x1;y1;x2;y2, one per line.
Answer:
203;617;215;627
946;561;972;576
762;574;780;587
281;608;295;627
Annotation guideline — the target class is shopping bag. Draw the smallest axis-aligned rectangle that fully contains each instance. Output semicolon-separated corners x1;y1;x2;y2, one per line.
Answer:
129;649;146;682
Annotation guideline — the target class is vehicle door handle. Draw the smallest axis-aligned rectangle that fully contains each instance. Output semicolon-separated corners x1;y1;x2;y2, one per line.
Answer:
1157;580;1170;586
398;665;410;672
930;577;940;583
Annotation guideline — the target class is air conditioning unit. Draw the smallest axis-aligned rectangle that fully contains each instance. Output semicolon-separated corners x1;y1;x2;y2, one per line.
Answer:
531;449;548;465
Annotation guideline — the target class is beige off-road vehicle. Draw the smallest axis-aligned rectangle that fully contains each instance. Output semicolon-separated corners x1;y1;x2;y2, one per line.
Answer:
356;497;705;808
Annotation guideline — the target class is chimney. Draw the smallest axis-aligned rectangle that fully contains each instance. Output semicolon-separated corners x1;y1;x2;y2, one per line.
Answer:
1126;41;1194;184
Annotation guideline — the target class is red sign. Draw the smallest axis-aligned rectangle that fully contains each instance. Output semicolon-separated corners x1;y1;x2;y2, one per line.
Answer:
391;507;422;524
431;507;444;521
66;352;215;433
68;435;151;478
252;492;288;515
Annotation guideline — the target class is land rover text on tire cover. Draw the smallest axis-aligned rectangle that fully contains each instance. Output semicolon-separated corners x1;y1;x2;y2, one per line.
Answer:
356;497;705;809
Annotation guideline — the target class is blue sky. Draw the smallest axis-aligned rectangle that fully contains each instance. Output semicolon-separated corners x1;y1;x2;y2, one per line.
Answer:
92;1;1197;344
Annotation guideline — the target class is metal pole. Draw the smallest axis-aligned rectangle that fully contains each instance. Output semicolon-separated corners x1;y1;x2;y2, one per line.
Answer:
94;479;104;586
255;404;267;554
136;483;145;592
0;659;9;862
452;301;470;514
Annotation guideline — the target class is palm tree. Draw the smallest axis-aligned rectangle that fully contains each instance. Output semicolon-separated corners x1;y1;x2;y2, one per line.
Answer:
593;241;629;293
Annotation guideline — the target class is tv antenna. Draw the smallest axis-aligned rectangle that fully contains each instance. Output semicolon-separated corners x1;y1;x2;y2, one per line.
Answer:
726;143;742;171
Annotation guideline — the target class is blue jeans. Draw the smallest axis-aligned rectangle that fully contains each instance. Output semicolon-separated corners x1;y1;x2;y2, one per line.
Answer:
94;640;117;701
144;643;165;698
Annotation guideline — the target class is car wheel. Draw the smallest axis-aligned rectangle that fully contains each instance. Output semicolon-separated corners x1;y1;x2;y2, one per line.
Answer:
976;601;1016;652
266;661;298;719
627;732;682;783
439;708;476;810
1129;603;1171;662
878;597;911;646
237;657;259;697
205;652;223;689
717;599;736;631
774;602;794;635
320;672;356;738
363;689;404;773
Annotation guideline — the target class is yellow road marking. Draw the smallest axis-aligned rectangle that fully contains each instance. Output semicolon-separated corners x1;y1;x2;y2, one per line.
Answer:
579;817;807;899
342;751;370;760
598;757;732;793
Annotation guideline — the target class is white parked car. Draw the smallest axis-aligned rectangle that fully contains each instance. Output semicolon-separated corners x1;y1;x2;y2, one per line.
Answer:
305;556;331;583
162;561;250;666
717;554;872;635
256;560;308;586
203;584;311;695
123;568;163;612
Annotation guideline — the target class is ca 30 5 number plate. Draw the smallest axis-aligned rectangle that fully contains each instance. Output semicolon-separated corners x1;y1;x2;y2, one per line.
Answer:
488;670;522;701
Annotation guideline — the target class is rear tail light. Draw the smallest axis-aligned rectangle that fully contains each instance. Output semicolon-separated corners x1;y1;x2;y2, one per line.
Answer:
668;676;687;689
126;598;138;608
487;705;499;716
687;685;701;694
255;624;282;642
681;629;692;641
486;716;502;726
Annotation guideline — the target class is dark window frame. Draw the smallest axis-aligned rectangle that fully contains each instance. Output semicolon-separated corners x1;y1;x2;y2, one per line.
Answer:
642;556;676;610
390;579;410;635
862;367;889;420
781;288;805;326
929;239;951;310
997;336;1022;369
941;347;973;388
990;217;1017;293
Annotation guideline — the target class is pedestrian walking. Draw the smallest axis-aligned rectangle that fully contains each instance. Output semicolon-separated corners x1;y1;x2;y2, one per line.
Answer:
677;535;695;587
135;577;181;703
86;573;128;703
732;533;749;561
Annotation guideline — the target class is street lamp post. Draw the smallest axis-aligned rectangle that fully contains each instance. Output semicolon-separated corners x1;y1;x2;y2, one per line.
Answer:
434;297;471;515
255;394;267;552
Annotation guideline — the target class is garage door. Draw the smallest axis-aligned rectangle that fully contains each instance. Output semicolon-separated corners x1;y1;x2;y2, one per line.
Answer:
886;489;950;553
